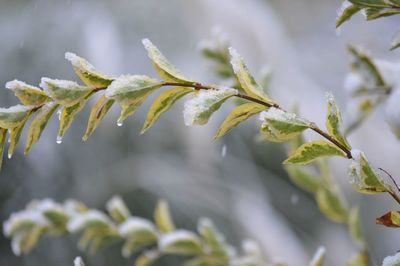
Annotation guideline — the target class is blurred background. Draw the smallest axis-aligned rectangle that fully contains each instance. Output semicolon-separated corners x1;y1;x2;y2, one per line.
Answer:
0;0;399;265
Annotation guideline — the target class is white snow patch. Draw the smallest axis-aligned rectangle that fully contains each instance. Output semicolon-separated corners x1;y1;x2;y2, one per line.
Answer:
159;230;199;251
309;246;326;266
106;195;130;219
344;73;363;94
118;217;156;237
0;104;32;113
40;77;81;94
5;79;42;92
67;210;112;232
74;256;85;266
382;251;400;266
3;210;48;237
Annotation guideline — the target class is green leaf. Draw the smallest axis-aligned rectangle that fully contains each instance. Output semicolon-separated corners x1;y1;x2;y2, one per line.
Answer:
8;110;32;159
154;200;175;233
198;218;229;260
347;251;369;266
390;31;400;51
349;150;387;194
82;95;115;141
106;196;131;224
310;246;326;266
284;141;346;165
58;98;88;140
336;3;360;28
348;206;365;246
119;217;158;257
0;105;33;129
142;39;194;84
65;52;114;88
25;102;59;154
349;0;390;8
325;93;351;150
105;75;163;124
12;227;44;255
159;230;203;255
229;47;271;102
141;87;193;133
183;87;237;126
364;7;400;20
348;45;386;88
376;211;400;227
135;249;160;266
285;166;321;193
6;80;50;106
214;103;266;139
259;108;310;143
0;128;7;170
316;186;348;223
40;78;93;107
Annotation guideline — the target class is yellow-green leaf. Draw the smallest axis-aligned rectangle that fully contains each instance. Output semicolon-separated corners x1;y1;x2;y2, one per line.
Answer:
0;128;6;170
58;99;88;140
8;110;32;159
214;103;267;139
12;227;44;255
82;95;114;141
142;39;194;84
154;200;175;233
198;218;229;260
259;108;310;143
65;52;114;88
25;102;59;154
135;249;160;266
349;0;390;8
285;166;321;193
141;87;193;133
106;196;131;224
316;186;348;223
284;141;346;165
229;47;271;102
310;246;326;266
159;230;203;255
391;31;400;51
183;87;237;126
0;105;33;129
347;251;369;266
348;206;365;246
336;2;360;28
105;75;163;124
325;93;351;150
40;78;93;107
6;80;50;106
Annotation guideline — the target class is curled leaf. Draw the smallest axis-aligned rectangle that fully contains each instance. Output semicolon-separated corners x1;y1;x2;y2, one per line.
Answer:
83;95;114;141
65;52;114;88
214;102;267;139
58;99;89;140
6;80;50;106
105;75;163;124
142;87;193;133
154;200;175;233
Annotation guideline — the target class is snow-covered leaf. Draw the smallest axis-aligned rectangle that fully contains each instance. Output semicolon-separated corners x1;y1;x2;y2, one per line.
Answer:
142;39;194;84
259;108;310;143
154;200;175;233
214;103;266;139
0;105;33;129
141;87;193;133
11;227;44;256
348;150;387;194
82;95;114;141
6;80;50;106
336;1;360;28
68;210;114;233
25;102;59;154
325;93;351;150
105;75;162;124
183;87;237;126
284;141;346;165
229;47;271;102
65;52;114;88
159;230;203;255
40;78;93;107
382;251;400;266
106;196;131;223
316;186;348;223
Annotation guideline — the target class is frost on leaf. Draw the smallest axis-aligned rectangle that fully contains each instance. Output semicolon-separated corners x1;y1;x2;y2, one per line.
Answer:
259;108;310;143
67;210;114;233
214;102;267;140
106;196;131;223
40;78;93;107
142;39;194;84
6;80;50;106
284;141;346;165
183;87;237;126
105;75;162;124
159;230;203;255
65;52;114;88
0;105;33;129
382;251;400;266
141;87;193;134
348;149;387;194
229;47;271;102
